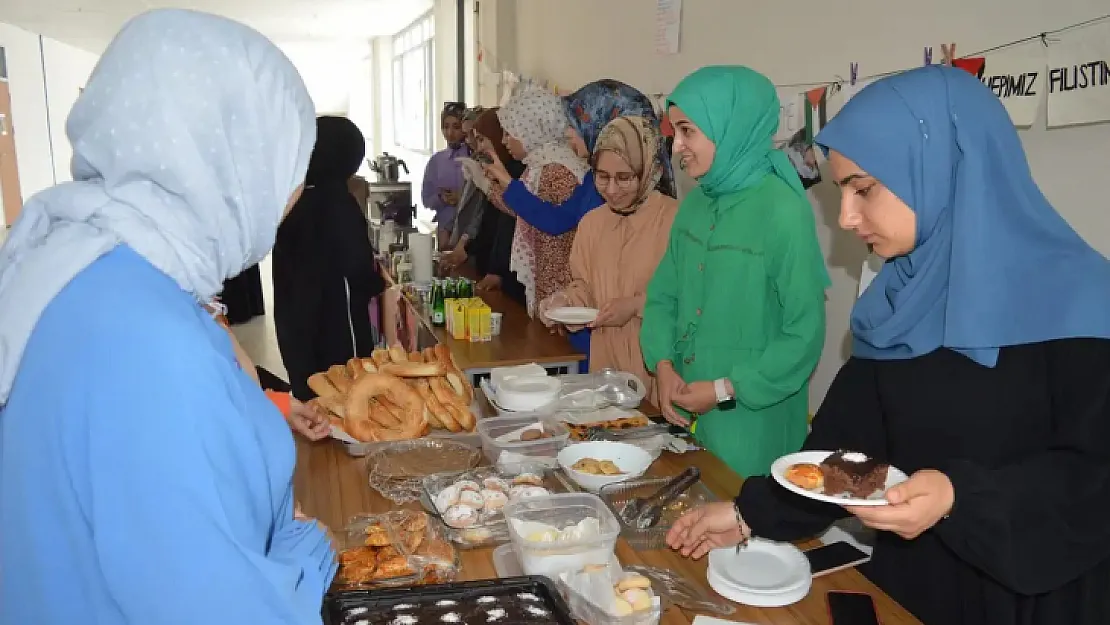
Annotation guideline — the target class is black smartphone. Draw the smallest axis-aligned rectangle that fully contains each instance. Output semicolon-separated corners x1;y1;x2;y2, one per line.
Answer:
804;541;871;577
474;152;493;165
828;591;881;625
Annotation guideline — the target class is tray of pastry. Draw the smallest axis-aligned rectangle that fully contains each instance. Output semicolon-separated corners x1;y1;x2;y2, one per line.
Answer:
420;464;576;549
563;412;657;441
333;509;459;591
323;575;576;625
306;344;482;456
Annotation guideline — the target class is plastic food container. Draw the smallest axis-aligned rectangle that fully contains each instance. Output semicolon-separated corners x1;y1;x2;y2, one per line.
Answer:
598;477;719;550
558;563;663;625
497;375;563;412
477;414;571;472
504;492;622;578
333;510;459;590
420;464;576;549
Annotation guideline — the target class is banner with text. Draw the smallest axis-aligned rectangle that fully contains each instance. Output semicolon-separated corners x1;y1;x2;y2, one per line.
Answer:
1047;24;1110;127
978;55;1045;127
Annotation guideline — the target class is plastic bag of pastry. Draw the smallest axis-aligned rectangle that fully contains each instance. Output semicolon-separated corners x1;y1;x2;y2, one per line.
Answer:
558;563;661;625
334;511;461;589
622;565;736;616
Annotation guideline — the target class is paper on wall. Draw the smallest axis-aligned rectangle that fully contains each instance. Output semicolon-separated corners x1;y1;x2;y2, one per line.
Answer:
1046;22;1110;128
654;0;682;55
978;53;1046;127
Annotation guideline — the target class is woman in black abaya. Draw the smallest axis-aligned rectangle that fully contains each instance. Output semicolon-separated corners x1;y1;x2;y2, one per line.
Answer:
272;116;385;400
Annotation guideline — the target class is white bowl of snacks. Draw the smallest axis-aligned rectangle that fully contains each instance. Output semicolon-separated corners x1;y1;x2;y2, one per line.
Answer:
558;441;653;492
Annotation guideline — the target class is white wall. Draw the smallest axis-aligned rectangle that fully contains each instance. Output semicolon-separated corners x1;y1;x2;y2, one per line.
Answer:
498;0;1110;411
0;22;97;220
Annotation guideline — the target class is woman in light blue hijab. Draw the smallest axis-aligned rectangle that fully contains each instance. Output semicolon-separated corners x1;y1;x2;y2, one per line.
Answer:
0;10;332;625
668;66;1110;625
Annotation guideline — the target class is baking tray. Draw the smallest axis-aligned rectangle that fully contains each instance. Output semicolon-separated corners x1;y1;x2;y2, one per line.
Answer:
323;576;576;625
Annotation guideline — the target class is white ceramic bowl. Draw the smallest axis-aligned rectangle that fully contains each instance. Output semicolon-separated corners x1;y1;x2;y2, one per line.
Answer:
497;376;562;412
557;441;654;492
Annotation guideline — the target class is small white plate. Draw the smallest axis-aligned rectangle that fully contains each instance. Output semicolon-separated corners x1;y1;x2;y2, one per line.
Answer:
771;450;908;507
545;307;599;325
707;540;810;593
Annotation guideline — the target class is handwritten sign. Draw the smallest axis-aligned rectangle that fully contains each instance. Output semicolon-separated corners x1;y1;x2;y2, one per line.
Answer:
1047;23;1110;127
655;0;682;55
978;56;1044;127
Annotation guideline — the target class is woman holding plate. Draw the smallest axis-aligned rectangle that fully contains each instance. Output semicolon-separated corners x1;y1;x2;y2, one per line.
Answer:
667;66;1110;625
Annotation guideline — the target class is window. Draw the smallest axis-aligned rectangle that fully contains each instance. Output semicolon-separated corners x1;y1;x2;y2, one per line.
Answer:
392;13;435;153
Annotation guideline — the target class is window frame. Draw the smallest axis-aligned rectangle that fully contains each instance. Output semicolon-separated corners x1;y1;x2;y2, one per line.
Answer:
391;12;436;154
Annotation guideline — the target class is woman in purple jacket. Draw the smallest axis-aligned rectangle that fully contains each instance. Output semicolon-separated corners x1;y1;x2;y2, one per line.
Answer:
422;101;470;245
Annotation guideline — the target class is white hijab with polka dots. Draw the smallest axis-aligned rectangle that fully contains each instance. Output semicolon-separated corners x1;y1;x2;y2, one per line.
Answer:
0;9;316;404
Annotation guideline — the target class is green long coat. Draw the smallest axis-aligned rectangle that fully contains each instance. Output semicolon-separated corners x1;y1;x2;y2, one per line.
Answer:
641;66;829;478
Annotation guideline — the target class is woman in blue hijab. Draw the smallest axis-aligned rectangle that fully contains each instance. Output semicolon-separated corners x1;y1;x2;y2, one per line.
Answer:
0;10;334;624
667;65;1110;625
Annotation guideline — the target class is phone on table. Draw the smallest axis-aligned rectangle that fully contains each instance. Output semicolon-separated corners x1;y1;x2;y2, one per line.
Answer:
827;591;881;625
804;541;871;578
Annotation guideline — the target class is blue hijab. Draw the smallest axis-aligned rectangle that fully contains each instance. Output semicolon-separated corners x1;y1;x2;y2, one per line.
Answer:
564;79;676;198
816;65;1110;367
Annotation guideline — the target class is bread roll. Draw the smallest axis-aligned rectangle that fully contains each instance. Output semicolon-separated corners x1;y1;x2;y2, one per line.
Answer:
307;373;341;399
326;364;353;393
380;361;448;378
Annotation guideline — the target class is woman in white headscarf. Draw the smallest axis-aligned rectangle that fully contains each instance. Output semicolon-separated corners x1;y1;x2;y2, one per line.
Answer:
0;10;332;625
492;83;589;315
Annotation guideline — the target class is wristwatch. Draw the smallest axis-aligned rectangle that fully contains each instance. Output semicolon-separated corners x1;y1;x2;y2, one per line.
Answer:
714;378;736;410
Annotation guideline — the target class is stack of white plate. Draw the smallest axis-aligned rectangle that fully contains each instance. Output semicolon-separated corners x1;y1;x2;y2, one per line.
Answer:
706;539;812;607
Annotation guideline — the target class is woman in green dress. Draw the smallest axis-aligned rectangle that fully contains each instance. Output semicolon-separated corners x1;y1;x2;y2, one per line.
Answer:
640;65;830;477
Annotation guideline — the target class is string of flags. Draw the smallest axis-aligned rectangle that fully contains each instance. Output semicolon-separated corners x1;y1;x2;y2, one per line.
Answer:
479;13;1110;132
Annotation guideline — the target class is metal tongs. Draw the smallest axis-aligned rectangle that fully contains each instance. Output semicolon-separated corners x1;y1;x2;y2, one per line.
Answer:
618;467;701;530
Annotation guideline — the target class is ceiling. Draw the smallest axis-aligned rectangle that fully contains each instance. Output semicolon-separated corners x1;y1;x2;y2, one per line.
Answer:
0;0;434;52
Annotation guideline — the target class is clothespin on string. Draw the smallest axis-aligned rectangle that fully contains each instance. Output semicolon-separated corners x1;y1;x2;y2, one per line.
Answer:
941;43;957;66
923;47;933;66
849;62;859;86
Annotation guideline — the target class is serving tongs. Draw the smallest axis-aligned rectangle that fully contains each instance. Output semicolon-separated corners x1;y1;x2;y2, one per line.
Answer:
618;467;701;529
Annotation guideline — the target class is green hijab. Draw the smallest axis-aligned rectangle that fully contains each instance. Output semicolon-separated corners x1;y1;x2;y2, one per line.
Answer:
667;65;804;199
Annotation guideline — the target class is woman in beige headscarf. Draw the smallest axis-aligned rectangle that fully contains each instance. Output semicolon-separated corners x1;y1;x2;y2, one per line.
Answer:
539;116;678;402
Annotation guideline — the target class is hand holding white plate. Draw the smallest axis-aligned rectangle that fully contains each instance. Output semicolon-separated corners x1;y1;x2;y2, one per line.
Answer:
771;450;908;506
545;306;599;325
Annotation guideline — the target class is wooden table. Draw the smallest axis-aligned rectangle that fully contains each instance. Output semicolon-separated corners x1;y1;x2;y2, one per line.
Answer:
392;264;587;383
294;443;921;624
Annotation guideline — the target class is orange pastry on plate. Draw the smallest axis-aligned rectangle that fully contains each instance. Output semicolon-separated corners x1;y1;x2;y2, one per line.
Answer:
784;462;824;491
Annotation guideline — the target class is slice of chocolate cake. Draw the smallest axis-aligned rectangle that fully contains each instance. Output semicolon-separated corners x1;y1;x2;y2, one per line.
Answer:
819;451;889;499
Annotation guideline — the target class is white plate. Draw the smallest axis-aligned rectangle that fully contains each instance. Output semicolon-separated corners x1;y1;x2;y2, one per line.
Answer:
707;568;811;607
545;307;599;325
771;450;908;506
707;540;810;594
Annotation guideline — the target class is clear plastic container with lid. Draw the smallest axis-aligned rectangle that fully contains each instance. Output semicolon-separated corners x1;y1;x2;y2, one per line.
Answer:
477;413;571;472
504;492;622;578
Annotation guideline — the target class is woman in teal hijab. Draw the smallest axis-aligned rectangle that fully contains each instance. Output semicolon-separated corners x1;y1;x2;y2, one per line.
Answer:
640;66;829;477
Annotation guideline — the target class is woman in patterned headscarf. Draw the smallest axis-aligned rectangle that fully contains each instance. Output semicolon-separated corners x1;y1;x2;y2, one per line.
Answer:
564;79;676;198
493;83;589;316
538;116;678;402
480;79;675;239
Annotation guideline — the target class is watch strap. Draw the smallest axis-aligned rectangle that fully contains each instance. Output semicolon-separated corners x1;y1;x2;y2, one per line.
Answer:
714;378;732;404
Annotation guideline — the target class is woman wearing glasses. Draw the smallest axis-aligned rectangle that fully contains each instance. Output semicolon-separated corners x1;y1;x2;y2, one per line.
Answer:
538;116;677;401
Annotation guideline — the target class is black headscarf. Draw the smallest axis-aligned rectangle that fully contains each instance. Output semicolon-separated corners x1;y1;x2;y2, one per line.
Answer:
272;115;383;400
306;116;365;185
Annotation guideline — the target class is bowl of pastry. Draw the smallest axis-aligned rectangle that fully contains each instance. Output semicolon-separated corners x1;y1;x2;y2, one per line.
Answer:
557;441;653;492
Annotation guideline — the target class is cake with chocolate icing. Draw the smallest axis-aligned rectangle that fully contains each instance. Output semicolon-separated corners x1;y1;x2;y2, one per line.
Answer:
819;451;889;498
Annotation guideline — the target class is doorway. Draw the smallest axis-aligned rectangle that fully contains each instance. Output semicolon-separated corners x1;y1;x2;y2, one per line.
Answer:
0;46;24;227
